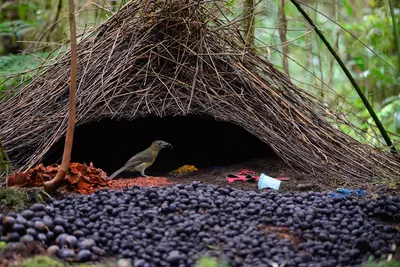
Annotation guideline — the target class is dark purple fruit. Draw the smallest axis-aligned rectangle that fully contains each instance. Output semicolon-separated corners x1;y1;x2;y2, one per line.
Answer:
65;235;78;248
16;215;28;227
42;216;54;229
166;250;182;263
53;225;65;235
20;234;35;244
33;221;47;233
57;248;76;259
53;217;67;227
6;212;17;218
20;210;34;220
91;246;105;256
12;223;26;235
76;249;92;262
47;245;60;255
6;232;20;242
73;230;84;238
78;239;96;250
26;228;37;237
37;233;47;242
46;231;55;240
2;216;16;230
30;203;45;211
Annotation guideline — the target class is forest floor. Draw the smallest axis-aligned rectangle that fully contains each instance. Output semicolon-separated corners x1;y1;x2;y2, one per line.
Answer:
108;157;399;196
1;158;400;267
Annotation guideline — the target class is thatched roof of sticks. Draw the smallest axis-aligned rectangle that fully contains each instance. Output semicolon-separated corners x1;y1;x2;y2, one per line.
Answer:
0;0;399;188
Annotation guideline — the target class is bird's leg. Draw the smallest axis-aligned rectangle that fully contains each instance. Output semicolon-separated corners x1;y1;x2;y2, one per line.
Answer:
140;170;148;177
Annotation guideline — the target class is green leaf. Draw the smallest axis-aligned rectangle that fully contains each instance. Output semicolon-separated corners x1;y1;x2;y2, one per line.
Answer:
342;0;353;16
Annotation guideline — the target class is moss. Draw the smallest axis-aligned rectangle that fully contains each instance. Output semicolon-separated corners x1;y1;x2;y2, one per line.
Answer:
20;256;64;267
18;256;119;267
364;257;400;267
195;256;230;267
0;142;11;184
0;241;7;250
0;187;28;212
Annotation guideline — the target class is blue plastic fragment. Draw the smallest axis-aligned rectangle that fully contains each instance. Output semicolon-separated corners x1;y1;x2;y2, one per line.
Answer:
328;188;366;199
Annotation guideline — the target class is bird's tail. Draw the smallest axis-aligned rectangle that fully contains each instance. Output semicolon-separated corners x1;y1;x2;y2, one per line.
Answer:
109;166;125;179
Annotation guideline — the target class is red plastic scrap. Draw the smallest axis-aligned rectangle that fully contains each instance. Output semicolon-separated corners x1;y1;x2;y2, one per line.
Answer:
238;169;256;176
226;169;291;183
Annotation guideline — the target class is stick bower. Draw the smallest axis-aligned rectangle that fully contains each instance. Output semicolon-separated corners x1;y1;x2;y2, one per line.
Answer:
0;0;399;188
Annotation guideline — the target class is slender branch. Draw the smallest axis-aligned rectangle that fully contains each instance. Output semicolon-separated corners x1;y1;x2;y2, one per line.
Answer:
290;0;397;154
388;0;400;71
44;0;78;193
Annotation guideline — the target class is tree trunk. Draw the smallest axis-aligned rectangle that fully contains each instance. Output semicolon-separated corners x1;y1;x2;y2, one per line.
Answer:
243;0;255;48
0;0;23;55
46;0;63;44
43;0;77;193
278;0;289;76
327;0;339;105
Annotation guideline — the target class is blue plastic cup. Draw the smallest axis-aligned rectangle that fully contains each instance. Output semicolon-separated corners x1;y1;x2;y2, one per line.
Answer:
258;173;281;190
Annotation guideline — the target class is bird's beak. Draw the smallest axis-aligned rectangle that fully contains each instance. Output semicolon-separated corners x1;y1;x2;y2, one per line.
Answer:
163;142;173;150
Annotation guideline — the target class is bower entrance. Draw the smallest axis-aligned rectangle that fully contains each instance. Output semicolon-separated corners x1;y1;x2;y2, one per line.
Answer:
43;116;278;177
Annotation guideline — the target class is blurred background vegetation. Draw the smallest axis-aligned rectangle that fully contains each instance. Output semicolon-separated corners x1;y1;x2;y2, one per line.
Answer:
0;0;399;151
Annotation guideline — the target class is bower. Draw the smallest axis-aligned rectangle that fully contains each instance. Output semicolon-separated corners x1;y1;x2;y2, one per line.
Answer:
1;0;399;188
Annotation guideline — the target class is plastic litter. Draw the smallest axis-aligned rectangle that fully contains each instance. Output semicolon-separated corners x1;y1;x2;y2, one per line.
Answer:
226;174;253;183
328;188;367;198
258;173;281;190
226;170;290;184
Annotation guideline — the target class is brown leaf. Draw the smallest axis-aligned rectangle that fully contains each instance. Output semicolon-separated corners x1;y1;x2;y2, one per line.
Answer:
7;172;29;187
8;162;111;194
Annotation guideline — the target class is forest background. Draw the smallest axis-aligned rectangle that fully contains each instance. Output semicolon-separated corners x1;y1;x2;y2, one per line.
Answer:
0;0;399;151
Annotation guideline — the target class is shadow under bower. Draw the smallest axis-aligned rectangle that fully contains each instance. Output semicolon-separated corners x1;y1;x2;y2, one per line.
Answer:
42;116;279;176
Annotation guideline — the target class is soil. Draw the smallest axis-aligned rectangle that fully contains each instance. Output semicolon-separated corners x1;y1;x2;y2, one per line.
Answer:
261;225;305;247
110;157;318;193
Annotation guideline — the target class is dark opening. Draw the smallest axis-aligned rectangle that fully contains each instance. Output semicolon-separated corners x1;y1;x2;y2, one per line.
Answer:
42;116;278;177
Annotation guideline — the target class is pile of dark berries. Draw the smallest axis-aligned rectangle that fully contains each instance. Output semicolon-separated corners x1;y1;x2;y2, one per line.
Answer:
1;182;399;267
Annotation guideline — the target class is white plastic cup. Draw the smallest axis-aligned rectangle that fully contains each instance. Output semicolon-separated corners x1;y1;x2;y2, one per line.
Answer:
258;173;281;190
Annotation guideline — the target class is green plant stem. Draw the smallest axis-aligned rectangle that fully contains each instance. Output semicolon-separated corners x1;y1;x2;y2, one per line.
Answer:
290;0;397;154
388;0;400;72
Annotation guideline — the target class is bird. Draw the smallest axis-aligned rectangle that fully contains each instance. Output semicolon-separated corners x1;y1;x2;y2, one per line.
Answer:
109;140;173;179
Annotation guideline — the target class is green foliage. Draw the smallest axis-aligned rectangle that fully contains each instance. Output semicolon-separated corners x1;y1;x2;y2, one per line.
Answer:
0;53;50;100
0;53;48;75
364;256;400;267
0;20;38;38
0;187;28;212
337;7;400;149
256;1;400;150
0;139;11;179
21;256;64;267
